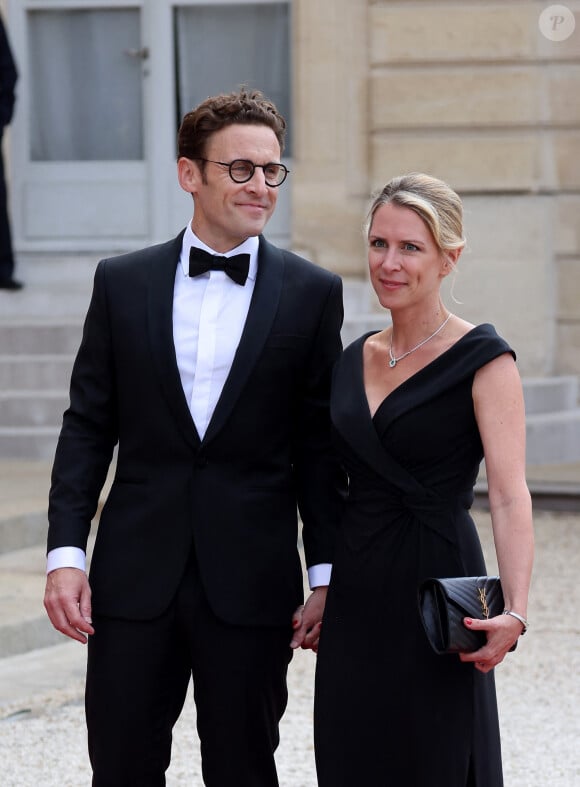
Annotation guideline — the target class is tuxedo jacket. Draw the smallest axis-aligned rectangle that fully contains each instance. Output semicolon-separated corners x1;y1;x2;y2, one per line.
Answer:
48;233;346;626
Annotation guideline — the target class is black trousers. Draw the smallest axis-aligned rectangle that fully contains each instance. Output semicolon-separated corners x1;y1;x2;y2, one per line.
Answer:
0;131;15;282
86;551;293;786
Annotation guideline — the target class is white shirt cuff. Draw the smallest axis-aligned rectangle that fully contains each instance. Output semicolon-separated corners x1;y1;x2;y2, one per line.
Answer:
308;563;332;589
46;546;86;574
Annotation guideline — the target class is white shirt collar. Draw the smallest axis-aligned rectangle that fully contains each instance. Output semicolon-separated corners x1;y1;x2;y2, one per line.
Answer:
179;224;259;281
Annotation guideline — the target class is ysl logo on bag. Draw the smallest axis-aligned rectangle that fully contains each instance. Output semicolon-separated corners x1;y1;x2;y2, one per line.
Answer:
477;587;490;619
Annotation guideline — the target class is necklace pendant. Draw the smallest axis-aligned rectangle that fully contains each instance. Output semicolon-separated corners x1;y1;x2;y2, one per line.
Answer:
389;358;397;368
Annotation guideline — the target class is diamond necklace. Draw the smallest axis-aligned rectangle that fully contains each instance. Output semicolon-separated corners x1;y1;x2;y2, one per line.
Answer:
388;313;452;368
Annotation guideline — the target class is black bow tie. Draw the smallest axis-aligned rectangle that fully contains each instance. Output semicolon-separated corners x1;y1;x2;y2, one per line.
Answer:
188;247;250;286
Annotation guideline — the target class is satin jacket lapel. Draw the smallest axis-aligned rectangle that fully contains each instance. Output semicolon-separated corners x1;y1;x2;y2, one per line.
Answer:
331;335;427;497
147;231;201;449
202;236;284;445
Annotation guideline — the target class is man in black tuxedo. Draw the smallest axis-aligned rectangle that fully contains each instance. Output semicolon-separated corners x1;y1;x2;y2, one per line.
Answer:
44;88;345;786
0;13;21;291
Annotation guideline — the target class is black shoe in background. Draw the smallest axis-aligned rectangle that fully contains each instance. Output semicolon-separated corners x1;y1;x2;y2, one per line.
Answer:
0;278;23;290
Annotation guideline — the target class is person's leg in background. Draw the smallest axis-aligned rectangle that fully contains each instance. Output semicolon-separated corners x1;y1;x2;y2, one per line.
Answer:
0;134;21;290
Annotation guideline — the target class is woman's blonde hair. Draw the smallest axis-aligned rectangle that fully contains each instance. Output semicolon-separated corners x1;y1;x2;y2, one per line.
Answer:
366;173;466;255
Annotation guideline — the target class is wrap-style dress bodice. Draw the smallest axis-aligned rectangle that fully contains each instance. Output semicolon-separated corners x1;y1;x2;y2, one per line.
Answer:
314;324;513;787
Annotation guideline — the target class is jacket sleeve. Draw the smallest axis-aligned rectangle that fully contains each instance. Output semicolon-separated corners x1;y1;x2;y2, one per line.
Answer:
47;260;118;553
293;274;347;569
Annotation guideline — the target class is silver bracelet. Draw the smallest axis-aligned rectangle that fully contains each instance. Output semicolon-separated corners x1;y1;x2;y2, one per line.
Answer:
503;609;528;634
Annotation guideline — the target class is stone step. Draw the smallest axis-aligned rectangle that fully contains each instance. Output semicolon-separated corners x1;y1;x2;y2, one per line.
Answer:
0;253;97;321
9;252;100;282
0;460;109;554
0;391;67;428
526;409;580;464
0;511;48;555
0;427;60;460
0;355;74;390
0;289;92;320
0;640;87;711
522;376;579;415
0;531;98;658
0;542;72;658
0;322;83;355
0;513;98;662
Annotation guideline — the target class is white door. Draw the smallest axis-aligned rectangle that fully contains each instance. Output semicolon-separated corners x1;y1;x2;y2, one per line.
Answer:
8;0;291;252
9;0;151;251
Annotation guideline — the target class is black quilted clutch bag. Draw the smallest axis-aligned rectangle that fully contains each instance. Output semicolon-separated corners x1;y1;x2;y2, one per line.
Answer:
417;576;517;655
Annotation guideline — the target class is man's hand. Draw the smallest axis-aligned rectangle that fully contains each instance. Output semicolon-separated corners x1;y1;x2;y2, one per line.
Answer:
290;586;328;652
44;568;94;644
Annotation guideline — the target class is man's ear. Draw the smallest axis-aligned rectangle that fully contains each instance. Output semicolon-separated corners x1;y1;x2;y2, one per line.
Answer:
177;157;200;195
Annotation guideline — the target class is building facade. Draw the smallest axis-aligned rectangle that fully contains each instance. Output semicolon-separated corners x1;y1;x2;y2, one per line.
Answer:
3;0;580;375
293;0;580;377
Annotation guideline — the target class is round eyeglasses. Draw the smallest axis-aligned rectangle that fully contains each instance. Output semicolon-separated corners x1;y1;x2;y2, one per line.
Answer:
194;158;289;187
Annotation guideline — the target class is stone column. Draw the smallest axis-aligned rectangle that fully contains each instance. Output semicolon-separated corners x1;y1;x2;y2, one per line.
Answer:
291;0;370;276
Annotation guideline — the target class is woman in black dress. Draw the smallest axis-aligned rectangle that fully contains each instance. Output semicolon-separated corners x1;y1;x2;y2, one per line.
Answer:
313;173;534;786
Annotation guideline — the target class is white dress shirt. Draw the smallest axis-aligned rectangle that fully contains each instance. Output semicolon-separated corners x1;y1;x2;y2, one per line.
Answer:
173;226;258;439
47;225;331;588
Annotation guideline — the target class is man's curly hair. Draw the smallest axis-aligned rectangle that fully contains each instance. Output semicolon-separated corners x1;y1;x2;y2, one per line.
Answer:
177;87;286;162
